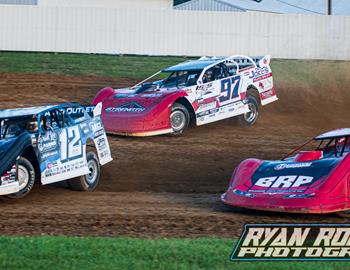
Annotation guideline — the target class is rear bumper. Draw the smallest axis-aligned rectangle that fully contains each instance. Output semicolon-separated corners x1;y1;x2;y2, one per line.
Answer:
221;190;347;214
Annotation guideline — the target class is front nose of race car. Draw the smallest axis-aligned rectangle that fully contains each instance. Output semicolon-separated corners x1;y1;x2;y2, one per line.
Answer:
221;187;323;213
100;97;172;136
221;158;347;214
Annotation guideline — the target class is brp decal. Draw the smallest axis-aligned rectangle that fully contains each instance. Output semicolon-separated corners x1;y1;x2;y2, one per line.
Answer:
105;102;145;113
255;175;314;188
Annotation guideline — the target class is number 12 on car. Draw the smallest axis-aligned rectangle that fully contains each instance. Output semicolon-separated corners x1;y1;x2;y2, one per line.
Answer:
60;126;83;162
219;76;241;103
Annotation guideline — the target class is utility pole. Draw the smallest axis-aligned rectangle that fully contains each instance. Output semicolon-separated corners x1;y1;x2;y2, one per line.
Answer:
327;0;332;15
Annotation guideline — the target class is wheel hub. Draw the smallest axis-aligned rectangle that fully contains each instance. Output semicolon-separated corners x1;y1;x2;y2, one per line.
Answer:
17;165;29;190
86;159;98;185
244;103;257;123
170;110;186;131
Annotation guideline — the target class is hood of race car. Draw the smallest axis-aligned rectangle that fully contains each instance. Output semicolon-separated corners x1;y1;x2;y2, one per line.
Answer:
242;158;341;194
102;88;178;115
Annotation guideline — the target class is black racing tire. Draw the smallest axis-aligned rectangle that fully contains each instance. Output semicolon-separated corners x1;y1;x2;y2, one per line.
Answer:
68;152;100;192
238;96;260;126
170;103;190;135
6;157;36;199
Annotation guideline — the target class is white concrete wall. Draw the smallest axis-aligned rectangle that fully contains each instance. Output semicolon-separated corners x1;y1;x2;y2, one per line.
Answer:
38;0;172;10
0;5;349;60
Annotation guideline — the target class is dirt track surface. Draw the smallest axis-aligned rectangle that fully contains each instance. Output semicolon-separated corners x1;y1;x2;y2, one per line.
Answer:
0;73;349;238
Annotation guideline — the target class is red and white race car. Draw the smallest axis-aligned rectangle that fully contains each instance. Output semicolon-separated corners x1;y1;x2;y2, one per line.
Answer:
222;129;350;216
92;55;277;136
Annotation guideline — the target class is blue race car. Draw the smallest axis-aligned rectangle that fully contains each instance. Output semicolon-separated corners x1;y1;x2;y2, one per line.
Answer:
0;103;112;198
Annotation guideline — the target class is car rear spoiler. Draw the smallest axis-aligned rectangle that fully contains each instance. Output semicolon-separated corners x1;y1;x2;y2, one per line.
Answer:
198;55;271;72
230;55;271;69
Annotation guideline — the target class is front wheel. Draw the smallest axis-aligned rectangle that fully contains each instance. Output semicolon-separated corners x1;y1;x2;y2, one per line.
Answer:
238;96;259;126
6;157;36;199
170;103;190;135
68;152;100;192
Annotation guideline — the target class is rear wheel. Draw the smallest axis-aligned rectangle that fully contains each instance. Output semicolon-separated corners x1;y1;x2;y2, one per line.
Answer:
68;152;100;192
6;157;35;199
238;96;259;126
170;103;190;135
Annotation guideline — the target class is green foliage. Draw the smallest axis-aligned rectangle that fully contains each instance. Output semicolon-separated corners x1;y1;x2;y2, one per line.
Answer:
0;52;190;80
0;236;348;270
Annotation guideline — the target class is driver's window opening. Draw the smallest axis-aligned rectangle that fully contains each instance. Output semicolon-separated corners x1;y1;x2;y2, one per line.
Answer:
286;136;350;160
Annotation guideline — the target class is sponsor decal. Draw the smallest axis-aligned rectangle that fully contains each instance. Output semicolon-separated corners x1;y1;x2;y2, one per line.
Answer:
90;119;104;137
105;102;145;113
196;83;213;95
249;67;269;79
65;107;86;116
198;101;217;111
141;93;163;98
114;93;137;98
38;132;58;153
44;159;86;178
274;162;312;171
253;73;272;83
63;106;94;118
41;151;59;160
97;137;106;151
255;175;314;188
196;100;244;118
232;224;350;260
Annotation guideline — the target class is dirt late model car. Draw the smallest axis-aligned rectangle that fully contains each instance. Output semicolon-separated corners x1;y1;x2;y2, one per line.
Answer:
0;103;112;198
92;55;277;136
221;129;350;216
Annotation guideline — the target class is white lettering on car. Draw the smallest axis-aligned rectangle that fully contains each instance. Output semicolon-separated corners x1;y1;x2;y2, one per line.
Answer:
255;175;314;188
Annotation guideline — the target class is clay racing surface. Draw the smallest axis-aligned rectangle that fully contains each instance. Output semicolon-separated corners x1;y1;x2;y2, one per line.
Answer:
0;72;349;238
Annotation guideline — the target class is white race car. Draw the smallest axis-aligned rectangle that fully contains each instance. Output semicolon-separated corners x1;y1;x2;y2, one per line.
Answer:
93;55;278;136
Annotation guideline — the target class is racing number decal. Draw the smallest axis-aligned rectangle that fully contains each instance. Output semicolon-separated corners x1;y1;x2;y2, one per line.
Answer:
219;76;241;103
60;126;83;162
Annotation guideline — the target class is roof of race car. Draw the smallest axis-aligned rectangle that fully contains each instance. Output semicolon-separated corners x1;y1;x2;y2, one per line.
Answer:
315;128;350;140
0;104;78;119
0;105;57;119
163;59;223;72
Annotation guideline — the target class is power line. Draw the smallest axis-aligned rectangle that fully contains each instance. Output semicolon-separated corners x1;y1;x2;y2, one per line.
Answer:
274;0;325;15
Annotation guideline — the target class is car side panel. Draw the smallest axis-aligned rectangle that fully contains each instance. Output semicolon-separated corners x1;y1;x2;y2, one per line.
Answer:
39;114;112;185
192;75;249;126
38;127;90;185
240;56;277;105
